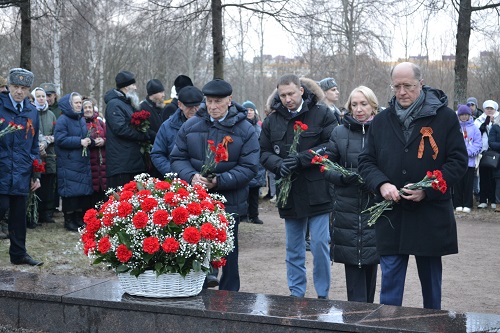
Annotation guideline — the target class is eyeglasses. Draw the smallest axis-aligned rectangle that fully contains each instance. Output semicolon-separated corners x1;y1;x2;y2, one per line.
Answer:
390;83;419;92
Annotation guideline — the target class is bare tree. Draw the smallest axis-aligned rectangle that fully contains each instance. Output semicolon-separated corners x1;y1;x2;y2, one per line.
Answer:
452;0;500;107
0;0;32;69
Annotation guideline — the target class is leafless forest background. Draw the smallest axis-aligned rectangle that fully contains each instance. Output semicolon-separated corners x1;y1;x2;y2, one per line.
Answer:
1;0;500;112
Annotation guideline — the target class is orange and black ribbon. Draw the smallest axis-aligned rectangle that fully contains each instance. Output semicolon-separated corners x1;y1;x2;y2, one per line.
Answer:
25;118;34;139
418;127;438;160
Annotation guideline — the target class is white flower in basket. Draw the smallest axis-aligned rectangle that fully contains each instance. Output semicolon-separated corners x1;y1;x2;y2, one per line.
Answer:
80;173;235;297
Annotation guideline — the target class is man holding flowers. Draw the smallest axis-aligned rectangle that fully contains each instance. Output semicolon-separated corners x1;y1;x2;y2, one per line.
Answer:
259;74;338;299
0;68;43;266
358;62;467;309
170;79;259;291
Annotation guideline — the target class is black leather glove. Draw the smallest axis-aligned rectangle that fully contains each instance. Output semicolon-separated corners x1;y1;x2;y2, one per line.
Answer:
146;129;156;141
279;156;300;178
341;173;359;185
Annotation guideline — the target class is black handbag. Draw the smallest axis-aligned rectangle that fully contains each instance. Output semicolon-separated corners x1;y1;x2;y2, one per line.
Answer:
479;150;500;168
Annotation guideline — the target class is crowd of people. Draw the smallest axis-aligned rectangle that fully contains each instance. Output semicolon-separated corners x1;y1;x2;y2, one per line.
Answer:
0;61;499;311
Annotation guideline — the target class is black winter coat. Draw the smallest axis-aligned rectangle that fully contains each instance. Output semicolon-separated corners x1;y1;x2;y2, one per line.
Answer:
260;86;338;219
170;103;259;216
358;86;468;257
326;114;378;266
104;89;149;178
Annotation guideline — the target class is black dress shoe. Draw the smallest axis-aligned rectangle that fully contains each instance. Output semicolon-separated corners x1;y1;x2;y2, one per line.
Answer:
205;275;219;288
11;255;44;266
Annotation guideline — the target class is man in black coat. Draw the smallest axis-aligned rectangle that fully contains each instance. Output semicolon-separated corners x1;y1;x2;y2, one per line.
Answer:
260;74;338;299
104;70;153;188
358;62;468;310
139;79;167;178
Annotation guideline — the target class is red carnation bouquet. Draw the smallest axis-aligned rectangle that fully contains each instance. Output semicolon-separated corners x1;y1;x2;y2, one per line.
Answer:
200;136;233;181
0;118;24;138
131;110;153;155
362;170;447;226
80;173;235;277
276;121;308;207
27;160;46;225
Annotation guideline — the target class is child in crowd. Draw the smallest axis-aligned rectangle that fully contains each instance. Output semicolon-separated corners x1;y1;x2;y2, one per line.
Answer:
454;104;482;213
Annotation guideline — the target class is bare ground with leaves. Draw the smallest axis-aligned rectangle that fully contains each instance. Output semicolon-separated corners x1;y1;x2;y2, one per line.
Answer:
1;199;499;316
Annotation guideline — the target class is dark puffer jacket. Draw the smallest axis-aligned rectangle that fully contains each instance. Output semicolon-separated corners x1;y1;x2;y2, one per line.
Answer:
247;116;266;188
85;115;107;192
488;123;500;178
0;92;40;196
54;94;93;198
325;114;378;266
170;102;259;215
104;89;149;177
260;84;338;219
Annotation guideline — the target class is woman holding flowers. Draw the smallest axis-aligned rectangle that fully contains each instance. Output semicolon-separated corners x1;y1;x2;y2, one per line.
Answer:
324;86;379;303
54;93;93;232
358;62;467;310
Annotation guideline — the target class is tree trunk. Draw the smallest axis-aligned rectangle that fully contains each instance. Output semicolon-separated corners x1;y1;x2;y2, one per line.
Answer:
211;0;224;79
454;0;471;109
19;0;31;69
53;0;62;92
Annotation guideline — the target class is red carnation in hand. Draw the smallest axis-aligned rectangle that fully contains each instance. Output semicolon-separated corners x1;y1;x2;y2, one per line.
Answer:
143;237;160;254
98;236;111;254
132;211;149;229
183;227;201;244
116;244;133;263
162;237;180;253
172;206;189;225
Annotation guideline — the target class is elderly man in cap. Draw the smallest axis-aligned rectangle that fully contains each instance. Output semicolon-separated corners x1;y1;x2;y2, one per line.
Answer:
0;68;43;266
163;75;194;120
151;86;204;176
319;77;343;122
40;82;62;118
104;70;154;188
170;79;259;291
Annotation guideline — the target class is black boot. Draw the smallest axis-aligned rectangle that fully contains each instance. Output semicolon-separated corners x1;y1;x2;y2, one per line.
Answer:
39;210;55;223
74;211;85;228
26;215;39;229
64;212;79;232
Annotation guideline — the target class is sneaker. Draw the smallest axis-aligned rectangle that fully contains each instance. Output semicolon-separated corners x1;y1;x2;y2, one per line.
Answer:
269;195;277;203
462;207;471;213
455;207;463;212
478;203;488;209
491;203;497;209
250;217;264;225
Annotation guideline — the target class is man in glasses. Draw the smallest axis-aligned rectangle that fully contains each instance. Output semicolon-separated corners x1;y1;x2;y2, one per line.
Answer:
466;97;483;119
358;62;467;309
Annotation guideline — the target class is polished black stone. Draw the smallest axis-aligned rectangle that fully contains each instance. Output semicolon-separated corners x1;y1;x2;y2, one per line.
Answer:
0;271;499;332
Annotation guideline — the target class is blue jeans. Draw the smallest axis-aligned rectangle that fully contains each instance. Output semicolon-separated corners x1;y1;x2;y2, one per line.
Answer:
380;255;442;309
285;213;330;297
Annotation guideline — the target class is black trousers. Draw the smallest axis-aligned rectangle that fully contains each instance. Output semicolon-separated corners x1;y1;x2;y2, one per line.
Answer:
344;264;378;303
36;173;56;213
219;217;240;291
453;167;475;208
479;165;496;204
247;186;260;218
0;195;28;260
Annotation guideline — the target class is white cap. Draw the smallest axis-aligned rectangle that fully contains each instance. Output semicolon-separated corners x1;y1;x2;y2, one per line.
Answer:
483;100;498;111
